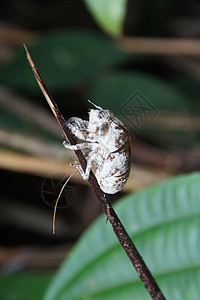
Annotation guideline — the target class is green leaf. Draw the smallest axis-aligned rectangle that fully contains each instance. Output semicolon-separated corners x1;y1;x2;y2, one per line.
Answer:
84;0;128;36
0;30;130;94
0;272;52;300
43;172;200;300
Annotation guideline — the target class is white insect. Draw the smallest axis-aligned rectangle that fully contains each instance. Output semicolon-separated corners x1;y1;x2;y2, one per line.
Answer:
24;45;131;195
64;100;131;194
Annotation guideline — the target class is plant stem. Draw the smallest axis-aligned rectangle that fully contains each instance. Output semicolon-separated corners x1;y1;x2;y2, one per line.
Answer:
24;45;166;300
119;36;200;56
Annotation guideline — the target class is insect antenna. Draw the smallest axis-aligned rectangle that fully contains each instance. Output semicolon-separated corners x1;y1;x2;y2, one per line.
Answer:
88;99;103;110
53;171;78;234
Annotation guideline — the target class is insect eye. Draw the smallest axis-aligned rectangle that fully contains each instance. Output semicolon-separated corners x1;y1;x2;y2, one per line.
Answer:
96;123;109;135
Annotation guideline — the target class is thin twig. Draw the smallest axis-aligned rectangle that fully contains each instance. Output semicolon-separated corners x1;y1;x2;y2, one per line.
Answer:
0;85;60;136
119;36;200;56
0;150;75;179
24;45;166;300
0;28;37;45
0;128;64;158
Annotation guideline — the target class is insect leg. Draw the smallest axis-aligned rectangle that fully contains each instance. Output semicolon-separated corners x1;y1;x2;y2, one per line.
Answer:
67;117;89;140
70;150;100;180
70;161;87;180
63;141;93;151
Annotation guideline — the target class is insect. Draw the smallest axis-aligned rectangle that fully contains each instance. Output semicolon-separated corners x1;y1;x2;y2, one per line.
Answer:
24;45;131;195
64;100;131;194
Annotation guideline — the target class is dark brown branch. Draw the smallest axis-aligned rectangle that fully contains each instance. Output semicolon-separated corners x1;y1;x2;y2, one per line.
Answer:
24;45;166;300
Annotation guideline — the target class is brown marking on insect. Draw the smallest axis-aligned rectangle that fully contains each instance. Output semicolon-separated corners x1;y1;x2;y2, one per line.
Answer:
107;153;115;161
115;168;130;178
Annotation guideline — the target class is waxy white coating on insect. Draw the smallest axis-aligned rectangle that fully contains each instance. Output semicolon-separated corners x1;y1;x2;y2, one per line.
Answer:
64;101;131;194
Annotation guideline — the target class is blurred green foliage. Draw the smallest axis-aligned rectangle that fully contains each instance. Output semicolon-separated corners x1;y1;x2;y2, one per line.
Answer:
84;0;128;36
0;30;130;94
87;71;195;113
0;273;52;300
87;71;200;147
